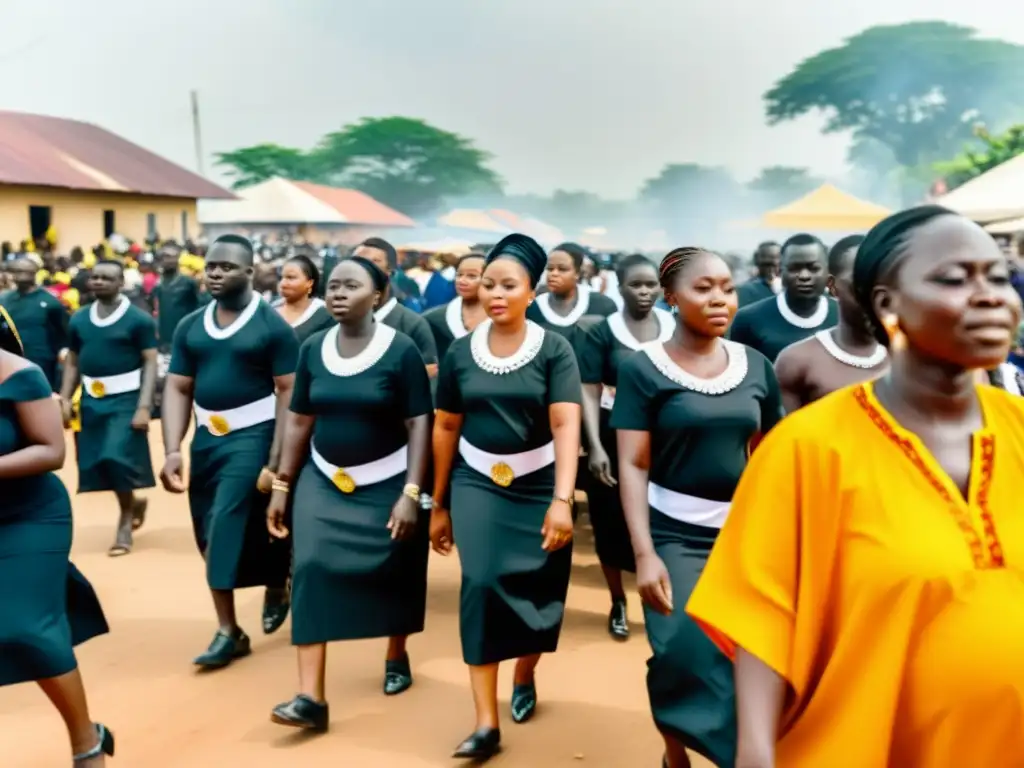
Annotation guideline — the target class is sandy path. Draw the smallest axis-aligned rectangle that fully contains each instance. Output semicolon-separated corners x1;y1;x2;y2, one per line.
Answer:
0;430;711;767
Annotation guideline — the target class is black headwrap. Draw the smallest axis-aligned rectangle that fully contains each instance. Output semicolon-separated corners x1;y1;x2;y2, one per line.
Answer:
486;233;547;288
0;306;24;356
345;256;390;293
853;204;955;345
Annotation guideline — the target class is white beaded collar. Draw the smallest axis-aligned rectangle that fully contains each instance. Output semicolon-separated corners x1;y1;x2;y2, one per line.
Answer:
321;322;396;377
203;293;262;340
815;330;887;369
89;295;130;327
535;286;591;327
445;297;469;339
776;293;829;329
643;338;748;395
280;297;325;328
607;308;674;350
471;319;545;375
375;296;398;322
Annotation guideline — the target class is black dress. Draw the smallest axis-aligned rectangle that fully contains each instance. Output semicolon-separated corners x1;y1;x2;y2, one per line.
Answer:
610;339;783;767
729;293;838;362
436;321;581;665
272;297;335;343
578;308;674;572
289;324;433;644
423;297;472;363
376;297;438;366
735;278;776;308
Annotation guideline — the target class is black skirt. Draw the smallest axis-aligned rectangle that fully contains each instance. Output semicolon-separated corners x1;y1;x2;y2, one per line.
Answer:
582;409;636;572
643;511;735;767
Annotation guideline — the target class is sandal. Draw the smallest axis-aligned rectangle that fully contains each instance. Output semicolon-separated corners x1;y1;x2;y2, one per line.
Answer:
131;498;148;531
72;723;115;766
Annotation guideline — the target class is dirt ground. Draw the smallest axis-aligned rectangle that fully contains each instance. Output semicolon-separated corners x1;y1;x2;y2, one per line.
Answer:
0;430;712;767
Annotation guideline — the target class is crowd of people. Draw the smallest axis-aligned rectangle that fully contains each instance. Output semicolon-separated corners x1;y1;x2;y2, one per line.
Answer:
2;208;1024;766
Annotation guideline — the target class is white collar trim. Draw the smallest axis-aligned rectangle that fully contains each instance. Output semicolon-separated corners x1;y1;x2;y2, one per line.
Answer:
776;293;829;329
375;296;398;321
89;295;130;327
643;338;748;395
285;297;325;328
815;329;887;369
445;297;469;339
536;286;591;326
471;319;545;375
203;293;262;340
607;307;674;350
320;322;396;377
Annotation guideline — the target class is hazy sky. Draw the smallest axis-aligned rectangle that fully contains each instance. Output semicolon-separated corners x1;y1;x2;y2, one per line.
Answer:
2;0;1023;198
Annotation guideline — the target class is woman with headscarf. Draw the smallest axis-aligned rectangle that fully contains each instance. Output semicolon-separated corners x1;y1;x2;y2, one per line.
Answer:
578;254;674;640
423;252;488;363
0;307;113;765
272;254;334;343
612;247;783;768
266;257;433;732
431;234;580;761
688;206;1024;767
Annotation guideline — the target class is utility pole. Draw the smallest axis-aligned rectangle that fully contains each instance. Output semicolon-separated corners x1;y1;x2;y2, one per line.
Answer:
190;89;204;175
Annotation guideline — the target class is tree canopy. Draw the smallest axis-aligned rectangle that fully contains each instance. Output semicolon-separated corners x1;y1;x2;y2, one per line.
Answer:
935;124;1024;191
764;22;1024;168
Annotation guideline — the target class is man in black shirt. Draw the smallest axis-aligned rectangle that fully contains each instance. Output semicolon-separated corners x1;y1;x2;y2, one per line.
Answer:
736;241;781;307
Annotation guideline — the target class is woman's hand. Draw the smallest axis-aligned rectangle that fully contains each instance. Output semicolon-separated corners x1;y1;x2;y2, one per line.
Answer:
541;499;574;551
387;494;418;541
131;406;151;431
587;445;617;488
430;507;453;555
160;452;187;494
266;489;289;539
636;551;673;615
256;466;276;494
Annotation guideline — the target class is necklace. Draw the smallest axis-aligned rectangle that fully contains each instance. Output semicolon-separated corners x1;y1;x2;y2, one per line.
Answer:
815;330;887;369
90;295;130;327
535;286;591;326
643;338;748;395
320;322;395;377
776;293;828;329
471;319;545;375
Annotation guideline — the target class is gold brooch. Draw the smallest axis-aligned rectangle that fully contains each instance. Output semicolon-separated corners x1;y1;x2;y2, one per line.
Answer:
490;462;514;488
89;380;106;398
333;468;356;494
208;414;230;436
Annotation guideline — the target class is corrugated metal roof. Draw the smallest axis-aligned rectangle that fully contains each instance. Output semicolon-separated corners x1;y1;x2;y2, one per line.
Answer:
0;111;234;200
291;181;415;227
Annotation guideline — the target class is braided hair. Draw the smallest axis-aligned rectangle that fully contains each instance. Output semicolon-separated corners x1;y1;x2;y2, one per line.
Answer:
658;247;711;291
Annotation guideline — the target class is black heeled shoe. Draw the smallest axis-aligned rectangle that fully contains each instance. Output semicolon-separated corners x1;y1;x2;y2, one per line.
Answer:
452;727;501;760
608;598;630;641
511;682;537;724
262;588;290;635
193;628;251;669
383;653;413;696
270;694;329;732
72;723;115;765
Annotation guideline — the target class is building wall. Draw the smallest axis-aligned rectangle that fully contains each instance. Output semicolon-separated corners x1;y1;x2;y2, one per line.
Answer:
0;185;199;250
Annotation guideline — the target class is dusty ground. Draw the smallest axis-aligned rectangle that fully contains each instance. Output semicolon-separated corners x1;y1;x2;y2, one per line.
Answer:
0;430;712;767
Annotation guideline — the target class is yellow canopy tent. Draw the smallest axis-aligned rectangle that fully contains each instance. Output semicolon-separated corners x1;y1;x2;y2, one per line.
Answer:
760;183;891;232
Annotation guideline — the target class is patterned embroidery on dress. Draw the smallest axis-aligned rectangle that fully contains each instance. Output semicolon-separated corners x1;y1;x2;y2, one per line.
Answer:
853;385;1003;569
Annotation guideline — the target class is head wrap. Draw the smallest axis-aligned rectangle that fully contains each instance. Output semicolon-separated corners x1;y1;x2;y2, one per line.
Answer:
486;233;547;288
0;306;24;356
346;256;389;293
854;205;955;345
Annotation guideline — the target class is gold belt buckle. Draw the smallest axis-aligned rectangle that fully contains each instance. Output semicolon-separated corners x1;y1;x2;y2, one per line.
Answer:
89;380;106;398
332;468;356;494
208;414;230;436
490;462;514;488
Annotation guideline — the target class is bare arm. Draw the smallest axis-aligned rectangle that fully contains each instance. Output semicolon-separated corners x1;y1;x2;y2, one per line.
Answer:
617;429;654;559
431;409;463;504
735;648;787;768
137;348;158;412
59;350;79;404
580;383;604;455
267;372;295;471
425;363;438;379
273;411;313;485
548;401;581;501
773;348;805;415
403;413;431;491
161;373;194;455
0;396;66;478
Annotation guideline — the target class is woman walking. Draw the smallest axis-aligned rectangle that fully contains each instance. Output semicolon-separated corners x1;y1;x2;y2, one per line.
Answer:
273;255;334;343
266;256;433;732
689;207;1024;767
431;233;580;761
528;242;618;344
0;306;114;766
423;252;487;362
579;254;674;640
612;247;783;768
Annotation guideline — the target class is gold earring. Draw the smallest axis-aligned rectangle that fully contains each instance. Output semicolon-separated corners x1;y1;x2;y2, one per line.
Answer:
882;313;905;352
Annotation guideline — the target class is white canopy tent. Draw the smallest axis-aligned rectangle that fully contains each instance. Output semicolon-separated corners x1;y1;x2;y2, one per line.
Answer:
198;177;347;224
937;154;1024;223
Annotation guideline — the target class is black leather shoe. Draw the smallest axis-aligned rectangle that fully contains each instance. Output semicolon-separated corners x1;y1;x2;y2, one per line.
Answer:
608;598;630;640
511;682;537;723
452;727;501;759
72;723;115;765
383;653;413;696
262;588;290;635
193;629;251;669
271;694;329;733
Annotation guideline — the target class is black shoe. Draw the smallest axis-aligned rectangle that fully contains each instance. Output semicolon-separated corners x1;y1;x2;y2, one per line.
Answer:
510;682;537;724
72;723;115;765
262;588;290;635
270;694;329;733
193;628;251;669
608;598;630;640
452;727;501;759
383;653;413;696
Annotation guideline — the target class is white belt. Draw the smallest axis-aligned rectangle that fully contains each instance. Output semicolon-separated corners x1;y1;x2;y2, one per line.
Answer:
600;386;616;411
310;443;407;493
648;482;730;529
194;394;276;437
82;369;141;398
458;437;554;488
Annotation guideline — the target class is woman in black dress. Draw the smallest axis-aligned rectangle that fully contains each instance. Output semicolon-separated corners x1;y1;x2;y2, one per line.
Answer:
432;234;580;761
611;247;783;768
0;307;113;766
528;241;618;348
423;253;488;362
272;255;334;343
579;254;674;640
265;257;433;732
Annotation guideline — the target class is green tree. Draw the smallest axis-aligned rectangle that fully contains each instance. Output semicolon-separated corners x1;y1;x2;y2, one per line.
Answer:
213;144;316;189
747;166;821;206
935;124;1024;191
312;117;503;216
764;22;1024;169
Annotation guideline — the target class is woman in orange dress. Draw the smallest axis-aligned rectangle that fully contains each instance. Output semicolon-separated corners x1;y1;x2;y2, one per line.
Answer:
687;205;1024;767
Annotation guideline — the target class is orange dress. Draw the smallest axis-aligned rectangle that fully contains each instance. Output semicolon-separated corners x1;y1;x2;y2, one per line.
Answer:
687;381;1024;767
